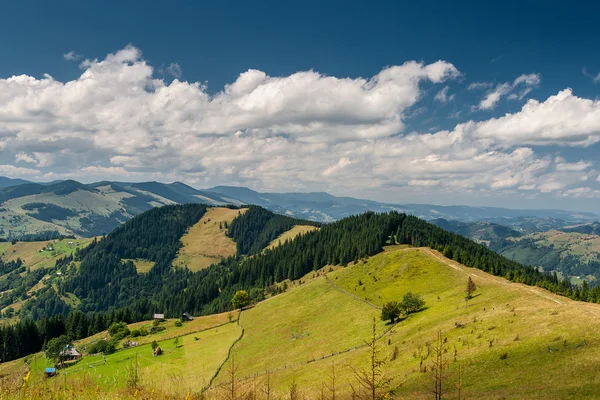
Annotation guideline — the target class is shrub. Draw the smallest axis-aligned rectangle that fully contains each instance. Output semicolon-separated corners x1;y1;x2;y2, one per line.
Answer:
88;340;109;354
174;320;182;327
108;322;130;340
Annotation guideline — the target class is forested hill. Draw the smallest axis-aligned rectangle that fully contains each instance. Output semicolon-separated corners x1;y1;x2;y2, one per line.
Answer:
3;205;600;364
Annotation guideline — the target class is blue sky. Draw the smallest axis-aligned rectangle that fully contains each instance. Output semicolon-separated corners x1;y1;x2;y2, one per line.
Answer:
1;1;600;211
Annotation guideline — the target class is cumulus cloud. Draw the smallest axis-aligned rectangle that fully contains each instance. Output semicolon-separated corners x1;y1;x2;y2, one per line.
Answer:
15;152;37;164
0;45;599;205
434;86;455;103
476;73;541;110
465;89;600;146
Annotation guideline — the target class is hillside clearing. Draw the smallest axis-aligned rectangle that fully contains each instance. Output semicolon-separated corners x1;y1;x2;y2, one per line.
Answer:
124;258;155;274
265;225;319;250
173;207;247;271
1;238;94;271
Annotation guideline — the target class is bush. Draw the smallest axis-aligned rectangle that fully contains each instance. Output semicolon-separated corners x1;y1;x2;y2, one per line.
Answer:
108;322;130;340
131;329;141;338
174;320;182;327
104;340;116;355
88;340;109;354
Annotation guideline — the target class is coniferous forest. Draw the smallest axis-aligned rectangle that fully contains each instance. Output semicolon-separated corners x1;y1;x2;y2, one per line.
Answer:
1;204;599;363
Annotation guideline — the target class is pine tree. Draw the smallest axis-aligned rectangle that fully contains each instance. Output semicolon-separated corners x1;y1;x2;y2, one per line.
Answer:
465;277;477;299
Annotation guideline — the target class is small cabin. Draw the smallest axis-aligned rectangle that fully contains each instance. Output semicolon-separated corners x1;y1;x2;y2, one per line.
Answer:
59;345;81;362
123;341;138;349
153;313;165;322
44;368;57;378
182;312;194;322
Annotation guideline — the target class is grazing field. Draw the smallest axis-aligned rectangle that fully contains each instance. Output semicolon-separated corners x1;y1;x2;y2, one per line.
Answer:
265;225;319;250
1;237;95;271
172;207;247;271
4;247;600;399
508;230;600;261
210;247;600;399
24;321;241;395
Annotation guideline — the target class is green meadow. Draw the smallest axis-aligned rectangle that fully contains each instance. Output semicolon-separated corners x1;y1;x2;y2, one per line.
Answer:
3;246;600;399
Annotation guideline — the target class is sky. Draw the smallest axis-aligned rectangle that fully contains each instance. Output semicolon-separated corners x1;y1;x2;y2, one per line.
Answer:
1;0;600;211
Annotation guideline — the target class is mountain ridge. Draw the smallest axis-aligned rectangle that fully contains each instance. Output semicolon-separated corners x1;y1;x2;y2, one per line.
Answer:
0;177;597;238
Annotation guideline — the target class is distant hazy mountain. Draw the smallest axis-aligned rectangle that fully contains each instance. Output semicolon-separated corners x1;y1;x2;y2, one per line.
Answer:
560;221;600;235
0;178;597;238
206;186;598;224
430;218;522;243
0;179;232;237
0;176;33;188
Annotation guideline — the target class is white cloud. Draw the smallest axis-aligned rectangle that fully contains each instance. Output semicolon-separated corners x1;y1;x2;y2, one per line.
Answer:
63;51;82;61
1;46;600;206
0;165;39;176
476;73;540;110
465;89;600;146
434;86;455;103
322;157;352;176
582;67;600;83
166;63;183;78
408;179;439;186
15;152;37;164
555;161;592;172
468;82;493;90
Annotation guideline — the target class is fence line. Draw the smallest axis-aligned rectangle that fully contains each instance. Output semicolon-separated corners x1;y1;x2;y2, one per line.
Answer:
324;275;382;310
201;310;244;393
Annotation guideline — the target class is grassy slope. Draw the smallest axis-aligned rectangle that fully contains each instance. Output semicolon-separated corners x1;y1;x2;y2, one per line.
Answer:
210;247;600;399
1;238;94;271
4;247;600;399
173;207;247;271
509;230;600;262
265;225;319;250
0;238;95;319
1;312;240;397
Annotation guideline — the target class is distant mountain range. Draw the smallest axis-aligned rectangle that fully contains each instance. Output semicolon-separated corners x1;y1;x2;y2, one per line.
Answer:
0;177;597;238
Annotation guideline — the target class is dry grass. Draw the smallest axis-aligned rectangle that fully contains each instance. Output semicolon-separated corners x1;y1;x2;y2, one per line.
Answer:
265;225;319;250
2;238;95;271
173;207;247;271
123;259;155;274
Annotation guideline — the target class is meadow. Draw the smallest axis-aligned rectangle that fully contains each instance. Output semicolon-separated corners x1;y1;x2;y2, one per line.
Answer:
172;207;247;271
3;246;600;399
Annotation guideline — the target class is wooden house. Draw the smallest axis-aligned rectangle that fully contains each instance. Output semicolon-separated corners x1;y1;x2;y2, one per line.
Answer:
59;345;81;362
153;313;165;322
182;312;194;322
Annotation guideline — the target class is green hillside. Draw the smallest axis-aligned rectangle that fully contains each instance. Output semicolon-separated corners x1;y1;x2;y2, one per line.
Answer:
2;247;600;399
0;180;233;238
496;230;600;283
